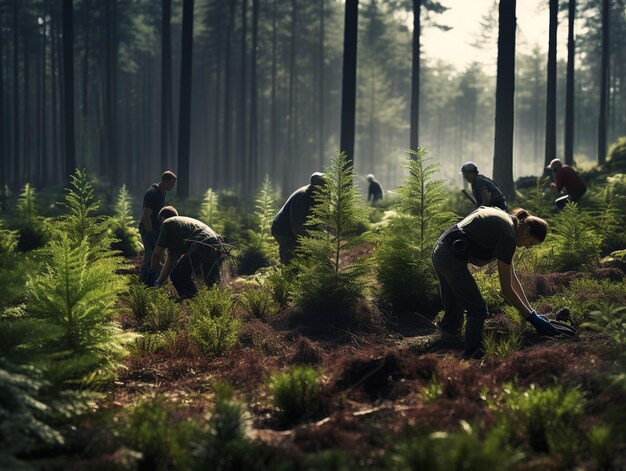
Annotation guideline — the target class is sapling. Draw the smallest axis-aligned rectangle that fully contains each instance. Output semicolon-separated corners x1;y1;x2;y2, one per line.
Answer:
293;152;372;323
14;183;47;251
549;202;601;271
111;184;141;256
375;148;454;313
200;188;223;233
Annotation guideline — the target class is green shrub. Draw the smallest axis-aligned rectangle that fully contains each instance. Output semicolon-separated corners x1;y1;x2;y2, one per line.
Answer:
491;383;584;454
375;149;454;313
548;202;601;271
482;329;522;360
200;188;223;233
583;304;626;387
14;183;48;251
239;288;278;320
207;383;251;443
188;286;240;355
124;277;153;321
539;278;626;324
419;376;443;404
391;421;520;471
606;136;626;172
265;266;295;309
122;397;199;471
293;152;372;323
0;220;18;266
129;333;164;356
269;365;322;423
520;176;553;216
588;424;615;470
111;184;141;257
15;235;137;385
124;277;180;331
473;269;505;313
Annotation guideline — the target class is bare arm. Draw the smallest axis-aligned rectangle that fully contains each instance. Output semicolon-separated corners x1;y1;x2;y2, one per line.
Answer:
141;207;154;232
497;259;533;319
510;265;532;311
151;245;164;271
154;249;175;286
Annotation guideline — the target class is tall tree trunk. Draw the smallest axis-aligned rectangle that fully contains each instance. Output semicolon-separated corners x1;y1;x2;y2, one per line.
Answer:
239;0;248;192
410;0;421;151
23;28;31;183
224;0;236;189
340;0;358;166
0;10;5;210
40;1;48;187
213;7;223;189
285;0;297;190
12;0;20;189
544;0;557;174
177;0;194;198
318;0;325;169
598;0;609;164
51;5;60;183
161;0;172;170
564;0;576;165
62;0;77;178
492;0;516;199
249;0;259;191
271;0;277;184
564;0;575;166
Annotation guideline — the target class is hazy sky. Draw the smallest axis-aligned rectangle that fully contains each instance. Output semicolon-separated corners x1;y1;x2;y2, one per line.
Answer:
417;0;570;71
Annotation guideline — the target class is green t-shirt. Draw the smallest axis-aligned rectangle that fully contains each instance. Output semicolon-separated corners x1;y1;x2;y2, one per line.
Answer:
457;207;516;265
156;216;219;258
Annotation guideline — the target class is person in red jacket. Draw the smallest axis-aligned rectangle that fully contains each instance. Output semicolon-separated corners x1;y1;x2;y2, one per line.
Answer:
546;158;587;210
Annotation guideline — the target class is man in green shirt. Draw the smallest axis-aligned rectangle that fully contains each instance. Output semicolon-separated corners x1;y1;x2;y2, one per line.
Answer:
151;207;226;298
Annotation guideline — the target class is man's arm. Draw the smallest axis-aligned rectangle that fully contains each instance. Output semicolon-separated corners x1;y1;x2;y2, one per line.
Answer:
155;250;175;286
141;207;154;232
497;259;532;318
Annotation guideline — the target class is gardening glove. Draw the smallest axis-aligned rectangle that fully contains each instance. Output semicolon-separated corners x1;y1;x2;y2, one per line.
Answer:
526;310;557;336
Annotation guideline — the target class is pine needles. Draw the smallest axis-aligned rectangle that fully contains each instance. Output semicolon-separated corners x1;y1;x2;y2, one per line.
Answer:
375;148;454;313
292;152;373;324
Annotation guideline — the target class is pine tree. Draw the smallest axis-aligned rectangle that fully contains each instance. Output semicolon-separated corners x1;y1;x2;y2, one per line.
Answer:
375;148;454;313
251;176;277;257
293;152;372;324
200;188;223;233
111;184;141;256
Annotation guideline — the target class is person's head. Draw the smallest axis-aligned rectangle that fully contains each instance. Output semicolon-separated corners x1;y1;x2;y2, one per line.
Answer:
512;208;548;248
160;171;177;191
366;174;375;183
546;158;563;172
158;205;178;223
460;162;479;182
310;172;325;188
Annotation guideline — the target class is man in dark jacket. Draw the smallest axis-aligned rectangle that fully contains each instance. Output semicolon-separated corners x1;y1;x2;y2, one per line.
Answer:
366;174;383;204
151;207;226;299
271;172;325;264
139;171;176;285
546;158;587;210
460;162;508;212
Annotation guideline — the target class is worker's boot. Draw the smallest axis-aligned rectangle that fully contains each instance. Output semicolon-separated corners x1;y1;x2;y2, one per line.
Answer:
463;316;485;359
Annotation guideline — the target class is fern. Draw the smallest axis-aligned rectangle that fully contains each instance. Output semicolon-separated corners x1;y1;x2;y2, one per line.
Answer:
293;152;372;322
200;188;223;233
0;219;18;265
11;235;137;385
375;149;454;313
592;176;626;254
522;176;553;215
549;202;601;271
111;184;141;256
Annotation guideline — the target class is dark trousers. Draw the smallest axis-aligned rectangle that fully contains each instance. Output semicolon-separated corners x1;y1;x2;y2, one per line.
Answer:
432;234;488;355
555;186;587;210
170;242;222;298
139;226;158;285
273;233;297;265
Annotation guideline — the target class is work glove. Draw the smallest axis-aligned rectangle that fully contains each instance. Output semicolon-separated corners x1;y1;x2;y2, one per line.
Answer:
526;310;557;336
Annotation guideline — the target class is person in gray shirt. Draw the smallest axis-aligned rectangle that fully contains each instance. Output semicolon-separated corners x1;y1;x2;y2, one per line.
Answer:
271;172;325;264
460;162;508;212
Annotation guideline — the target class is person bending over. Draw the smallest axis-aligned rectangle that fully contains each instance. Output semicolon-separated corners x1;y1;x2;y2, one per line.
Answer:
460;162;508;212
151;207;226;299
432;206;554;359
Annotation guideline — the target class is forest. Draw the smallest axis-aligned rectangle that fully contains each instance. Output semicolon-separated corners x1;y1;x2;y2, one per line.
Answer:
1;0;626;469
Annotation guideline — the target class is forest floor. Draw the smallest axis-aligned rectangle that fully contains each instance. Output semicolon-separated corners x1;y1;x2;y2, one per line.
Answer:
65;256;626;470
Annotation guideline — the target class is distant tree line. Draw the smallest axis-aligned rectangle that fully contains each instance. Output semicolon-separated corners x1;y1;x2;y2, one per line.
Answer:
0;0;625;200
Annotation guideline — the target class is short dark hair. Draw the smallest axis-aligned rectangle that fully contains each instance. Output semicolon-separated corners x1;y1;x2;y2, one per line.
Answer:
161;171;177;183
158;206;178;220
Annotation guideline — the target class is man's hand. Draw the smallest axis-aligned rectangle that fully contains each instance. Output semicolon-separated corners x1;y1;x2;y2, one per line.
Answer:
550;182;557;190
526;310;557;336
